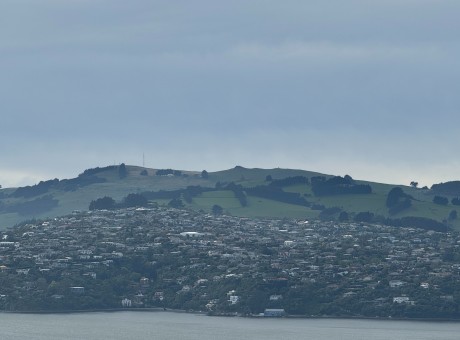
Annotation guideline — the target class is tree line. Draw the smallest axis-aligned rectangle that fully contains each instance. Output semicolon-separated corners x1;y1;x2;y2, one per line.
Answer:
311;175;372;196
89;193;148;210
245;186;309;207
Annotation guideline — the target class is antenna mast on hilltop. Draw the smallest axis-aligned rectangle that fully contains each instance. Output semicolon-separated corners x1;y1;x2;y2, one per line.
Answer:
143;153;145;168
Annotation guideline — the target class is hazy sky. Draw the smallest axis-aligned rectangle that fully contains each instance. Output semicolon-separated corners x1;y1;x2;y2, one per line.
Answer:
1;0;460;188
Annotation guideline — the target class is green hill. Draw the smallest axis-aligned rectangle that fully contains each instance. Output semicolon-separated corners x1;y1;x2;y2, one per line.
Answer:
1;164;459;231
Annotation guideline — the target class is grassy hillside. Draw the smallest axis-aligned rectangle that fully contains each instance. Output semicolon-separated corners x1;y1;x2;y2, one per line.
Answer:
1;165;459;230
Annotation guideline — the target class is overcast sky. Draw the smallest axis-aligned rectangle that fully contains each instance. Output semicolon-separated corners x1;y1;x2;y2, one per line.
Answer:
1;0;459;188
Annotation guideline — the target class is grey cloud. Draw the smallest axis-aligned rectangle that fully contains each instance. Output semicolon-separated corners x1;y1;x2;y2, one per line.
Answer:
1;0;460;187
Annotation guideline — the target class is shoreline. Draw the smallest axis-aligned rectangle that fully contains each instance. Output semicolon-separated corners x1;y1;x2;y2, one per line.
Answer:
2;308;460;322
1;307;204;315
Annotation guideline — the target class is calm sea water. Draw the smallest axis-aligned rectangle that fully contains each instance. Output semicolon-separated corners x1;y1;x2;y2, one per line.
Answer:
1;312;459;340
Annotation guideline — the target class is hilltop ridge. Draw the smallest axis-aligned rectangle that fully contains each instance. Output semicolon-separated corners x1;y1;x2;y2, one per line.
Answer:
0;164;459;230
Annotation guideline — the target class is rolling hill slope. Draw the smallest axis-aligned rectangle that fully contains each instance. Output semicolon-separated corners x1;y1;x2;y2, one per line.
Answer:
1;164;459;230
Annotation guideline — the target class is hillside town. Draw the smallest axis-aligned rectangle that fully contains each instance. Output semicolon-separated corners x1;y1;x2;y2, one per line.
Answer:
1;206;460;318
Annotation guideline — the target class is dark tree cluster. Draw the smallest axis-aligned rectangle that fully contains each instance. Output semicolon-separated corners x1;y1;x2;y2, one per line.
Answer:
225;182;247;207
343;213;450;232
168;198;184;208
452;197;460;206
269;176;309;187
354;211;374;222
386;216;449;232
123;193;148;208
79;166;117;177
9;165;116;198
142;190;181;200
89;193;149;211
201;170;209;179
318;207;342;220
118;163;128;179
433;195;449;206
11;179;59;198
182;186;207;203
155;169;182;176
185;185;207;197
338;211;349;222
89;196;116;210
7;195;59;216
245;186;309;207
431;181;460;195
142;186;210;202
59;176;106;192
182;191;193;203
11;175;107;197
386;187;412;215
173;170;183;177
212;204;223;215
310;203;325;210
311;175;372;196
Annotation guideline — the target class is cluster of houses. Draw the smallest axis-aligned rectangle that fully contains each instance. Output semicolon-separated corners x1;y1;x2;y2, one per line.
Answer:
0;206;460;316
